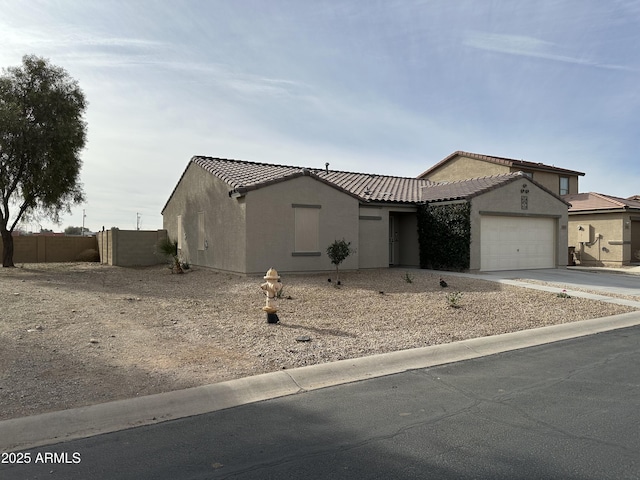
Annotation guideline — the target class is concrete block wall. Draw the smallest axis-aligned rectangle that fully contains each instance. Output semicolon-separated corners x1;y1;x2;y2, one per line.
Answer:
0;235;98;263
97;228;167;266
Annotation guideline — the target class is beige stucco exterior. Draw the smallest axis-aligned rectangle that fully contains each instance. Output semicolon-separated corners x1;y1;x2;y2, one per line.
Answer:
423;154;580;196
469;178;569;271
162;163;248;273
244;175;360;274
426;156;509;183
357;205;419;269
522;170;579;197
567;212;640;266
163;165;364;274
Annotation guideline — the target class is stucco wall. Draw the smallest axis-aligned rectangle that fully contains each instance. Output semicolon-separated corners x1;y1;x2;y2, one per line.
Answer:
162;163;247;273
519;170;555;195
469;178;569;271
358;206;387;268
567;213;638;266
357;205;419;269
244;175;360;274
517;170;578;196
425;156;509;182
632;219;640;263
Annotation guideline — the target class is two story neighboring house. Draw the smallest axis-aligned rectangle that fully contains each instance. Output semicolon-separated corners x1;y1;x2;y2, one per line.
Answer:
417;151;585;196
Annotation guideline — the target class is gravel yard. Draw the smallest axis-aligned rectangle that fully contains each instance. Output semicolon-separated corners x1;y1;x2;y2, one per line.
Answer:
0;262;636;421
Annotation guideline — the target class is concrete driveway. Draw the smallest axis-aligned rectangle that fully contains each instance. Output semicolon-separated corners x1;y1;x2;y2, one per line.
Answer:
479;267;640;298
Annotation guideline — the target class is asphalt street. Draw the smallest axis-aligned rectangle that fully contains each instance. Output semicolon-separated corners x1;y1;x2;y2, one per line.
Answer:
2;324;639;480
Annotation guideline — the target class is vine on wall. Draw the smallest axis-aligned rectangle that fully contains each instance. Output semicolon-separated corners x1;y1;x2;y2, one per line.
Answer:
417;202;471;271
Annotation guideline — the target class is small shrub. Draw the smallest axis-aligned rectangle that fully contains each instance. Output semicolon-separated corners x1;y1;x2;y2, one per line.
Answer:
557;289;571;298
446;291;463;308
326;238;355;285
276;283;289;299
76;249;100;262
155;237;184;274
403;272;413;283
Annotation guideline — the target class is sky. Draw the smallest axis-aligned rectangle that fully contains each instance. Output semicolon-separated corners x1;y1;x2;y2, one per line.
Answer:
1;0;639;232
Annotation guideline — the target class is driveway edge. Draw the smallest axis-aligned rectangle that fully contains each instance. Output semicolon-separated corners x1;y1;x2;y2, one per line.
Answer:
2;311;639;452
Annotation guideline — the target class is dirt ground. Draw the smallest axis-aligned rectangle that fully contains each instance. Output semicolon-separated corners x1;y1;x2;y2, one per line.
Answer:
0;262;636;421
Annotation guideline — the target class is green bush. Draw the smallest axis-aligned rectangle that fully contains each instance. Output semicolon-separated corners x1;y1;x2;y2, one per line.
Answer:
155;237;184;274
417;202;470;271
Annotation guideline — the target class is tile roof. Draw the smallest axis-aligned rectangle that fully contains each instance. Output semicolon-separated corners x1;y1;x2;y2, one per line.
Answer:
417;151;585;178
191;156;434;203
162;156;568;213
419;172;549;202
563;192;640;212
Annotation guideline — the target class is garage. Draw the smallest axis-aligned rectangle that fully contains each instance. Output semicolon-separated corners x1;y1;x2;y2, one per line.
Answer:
480;216;556;271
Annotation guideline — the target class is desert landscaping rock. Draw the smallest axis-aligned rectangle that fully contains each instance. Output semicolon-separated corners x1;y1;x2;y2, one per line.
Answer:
0;262;637;421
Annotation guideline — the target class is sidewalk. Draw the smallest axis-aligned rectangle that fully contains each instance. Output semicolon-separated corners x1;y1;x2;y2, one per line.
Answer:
569;265;640;275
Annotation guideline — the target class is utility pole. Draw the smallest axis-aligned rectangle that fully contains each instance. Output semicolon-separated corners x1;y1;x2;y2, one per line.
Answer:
136;213;141;231
82;209;86;235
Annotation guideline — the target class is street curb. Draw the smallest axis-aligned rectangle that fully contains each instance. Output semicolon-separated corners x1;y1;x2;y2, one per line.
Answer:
2;310;640;452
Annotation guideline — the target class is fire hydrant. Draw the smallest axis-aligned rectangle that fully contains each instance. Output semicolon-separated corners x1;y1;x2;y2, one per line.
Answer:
260;267;282;323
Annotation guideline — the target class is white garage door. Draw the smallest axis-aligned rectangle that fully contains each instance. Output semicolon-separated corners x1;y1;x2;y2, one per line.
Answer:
481;216;555;271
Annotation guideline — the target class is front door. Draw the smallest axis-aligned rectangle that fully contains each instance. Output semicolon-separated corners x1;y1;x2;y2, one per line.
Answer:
389;215;399;265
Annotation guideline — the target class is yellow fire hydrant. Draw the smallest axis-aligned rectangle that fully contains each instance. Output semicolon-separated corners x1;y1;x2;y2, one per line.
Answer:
260;267;282;323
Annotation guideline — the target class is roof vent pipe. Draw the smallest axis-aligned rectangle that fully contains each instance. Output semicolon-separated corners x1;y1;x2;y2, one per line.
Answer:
325;162;329;173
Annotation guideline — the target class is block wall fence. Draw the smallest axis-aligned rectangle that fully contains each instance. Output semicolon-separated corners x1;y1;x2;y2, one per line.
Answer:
96;228;167;266
0;235;98;263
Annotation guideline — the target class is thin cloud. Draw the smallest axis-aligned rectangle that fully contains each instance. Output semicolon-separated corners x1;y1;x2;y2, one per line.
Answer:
464;32;637;72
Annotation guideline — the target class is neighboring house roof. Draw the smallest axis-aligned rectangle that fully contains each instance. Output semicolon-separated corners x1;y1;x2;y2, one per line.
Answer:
564;192;640;213
628;195;640;202
162;156;569;213
420;171;570;205
417;151;586;179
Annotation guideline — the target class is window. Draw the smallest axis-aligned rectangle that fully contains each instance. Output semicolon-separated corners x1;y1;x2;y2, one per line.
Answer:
560;177;569;195
521;171;533;179
198;211;205;250
177;215;183;250
293;205;320;254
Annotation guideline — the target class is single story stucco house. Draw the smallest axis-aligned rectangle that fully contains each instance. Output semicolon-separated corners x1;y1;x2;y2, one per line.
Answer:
161;156;569;275
564;192;640;267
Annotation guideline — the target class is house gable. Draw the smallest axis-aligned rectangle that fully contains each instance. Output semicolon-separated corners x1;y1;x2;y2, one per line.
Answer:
244;175;360;274
162;162;248;272
420;172;570;207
